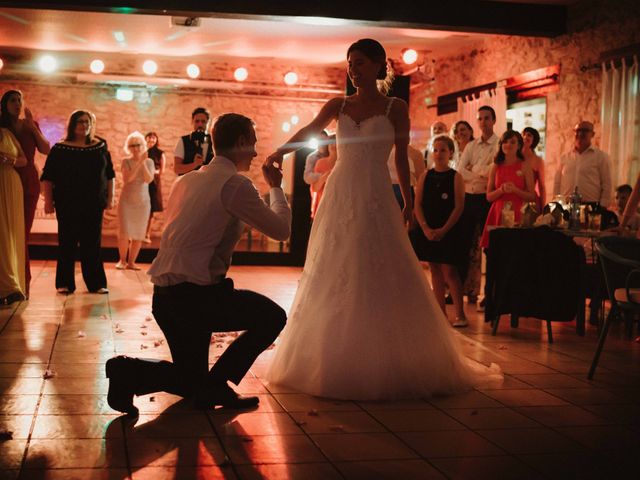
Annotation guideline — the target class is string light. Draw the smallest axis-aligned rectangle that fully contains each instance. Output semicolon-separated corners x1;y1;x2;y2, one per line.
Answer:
234;67;248;82
186;64;200;79
90;59;105;74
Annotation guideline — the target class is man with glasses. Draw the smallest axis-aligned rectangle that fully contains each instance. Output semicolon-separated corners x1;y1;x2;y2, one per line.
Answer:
553;121;612;208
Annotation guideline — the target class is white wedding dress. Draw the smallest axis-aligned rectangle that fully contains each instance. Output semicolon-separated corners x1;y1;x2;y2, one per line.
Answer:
266;98;502;400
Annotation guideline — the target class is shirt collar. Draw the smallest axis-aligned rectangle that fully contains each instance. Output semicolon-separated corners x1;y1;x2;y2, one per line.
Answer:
574;145;596;155
203;156;238;173
478;133;498;145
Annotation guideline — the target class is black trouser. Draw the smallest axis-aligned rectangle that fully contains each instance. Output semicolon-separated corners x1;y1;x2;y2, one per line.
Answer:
459;193;491;283
55;207;107;292
143;279;286;398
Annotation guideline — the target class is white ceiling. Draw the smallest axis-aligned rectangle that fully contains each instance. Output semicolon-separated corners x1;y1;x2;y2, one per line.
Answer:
0;7;499;66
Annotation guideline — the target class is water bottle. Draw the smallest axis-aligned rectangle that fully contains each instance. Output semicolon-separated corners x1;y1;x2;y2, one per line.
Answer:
569;187;582;230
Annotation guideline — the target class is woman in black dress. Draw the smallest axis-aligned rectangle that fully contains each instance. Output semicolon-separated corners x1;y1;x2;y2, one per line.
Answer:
41;110;115;294
411;136;467;326
144;131;165;243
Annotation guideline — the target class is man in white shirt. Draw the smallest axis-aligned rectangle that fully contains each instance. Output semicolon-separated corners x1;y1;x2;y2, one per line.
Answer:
457;106;499;306
173;107;214;176
553;121;612;207
389;144;425;209
106;113;291;415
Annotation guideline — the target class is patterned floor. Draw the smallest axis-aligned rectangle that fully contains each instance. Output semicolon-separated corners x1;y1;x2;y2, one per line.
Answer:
1;261;639;479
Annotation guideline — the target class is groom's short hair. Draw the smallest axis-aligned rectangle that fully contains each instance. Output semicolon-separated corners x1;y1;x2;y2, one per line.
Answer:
213;113;255;152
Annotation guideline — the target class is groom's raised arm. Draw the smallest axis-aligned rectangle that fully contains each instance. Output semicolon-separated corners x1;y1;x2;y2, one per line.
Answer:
222;177;291;241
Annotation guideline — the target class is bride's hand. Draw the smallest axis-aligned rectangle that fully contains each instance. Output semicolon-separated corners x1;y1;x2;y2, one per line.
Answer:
265;152;284;170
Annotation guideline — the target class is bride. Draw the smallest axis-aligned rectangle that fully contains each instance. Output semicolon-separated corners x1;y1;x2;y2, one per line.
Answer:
265;39;501;400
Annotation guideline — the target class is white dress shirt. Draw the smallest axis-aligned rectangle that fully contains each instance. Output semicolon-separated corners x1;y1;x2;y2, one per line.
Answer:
174;135;211;161
148;156;291;286
553;146;612;205
387;145;421;186
457;133;499;194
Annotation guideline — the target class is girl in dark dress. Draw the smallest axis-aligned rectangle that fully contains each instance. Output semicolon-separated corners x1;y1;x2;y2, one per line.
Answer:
411;136;467;326
41;110;115;294
144;132;165;243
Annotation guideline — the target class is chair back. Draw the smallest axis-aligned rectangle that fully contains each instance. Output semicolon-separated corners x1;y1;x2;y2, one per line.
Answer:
594;236;640;308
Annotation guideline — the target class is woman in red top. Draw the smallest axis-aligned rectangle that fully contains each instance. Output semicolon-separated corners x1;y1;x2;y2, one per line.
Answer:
0;90;51;297
480;130;535;249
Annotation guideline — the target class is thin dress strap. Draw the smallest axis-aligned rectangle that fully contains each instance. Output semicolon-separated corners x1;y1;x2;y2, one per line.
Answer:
339;96;347;115
385;97;395;116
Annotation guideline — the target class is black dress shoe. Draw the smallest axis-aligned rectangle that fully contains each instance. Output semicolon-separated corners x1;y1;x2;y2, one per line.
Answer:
105;356;139;416
196;384;259;410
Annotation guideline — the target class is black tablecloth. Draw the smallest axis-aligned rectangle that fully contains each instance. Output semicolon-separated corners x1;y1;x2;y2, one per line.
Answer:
485;226;586;323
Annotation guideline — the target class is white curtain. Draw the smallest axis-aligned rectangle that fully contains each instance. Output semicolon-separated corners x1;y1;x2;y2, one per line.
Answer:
601;56;640;186
456;86;507;137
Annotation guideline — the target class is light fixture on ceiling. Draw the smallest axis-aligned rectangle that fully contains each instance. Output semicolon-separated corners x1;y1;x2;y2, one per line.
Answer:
115;88;134;102
282;121;291;132
90;59;105;74
186;64;200;79
234;67;248;82
142;60;158;75
290;115;299;125
402;48;418;65
38;55;57;73
284;71;298;86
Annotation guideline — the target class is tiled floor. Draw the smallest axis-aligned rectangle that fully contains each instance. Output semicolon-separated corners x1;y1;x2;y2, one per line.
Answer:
1;260;639;480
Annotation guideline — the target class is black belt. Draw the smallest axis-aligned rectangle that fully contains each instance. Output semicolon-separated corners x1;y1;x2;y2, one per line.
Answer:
153;277;227;295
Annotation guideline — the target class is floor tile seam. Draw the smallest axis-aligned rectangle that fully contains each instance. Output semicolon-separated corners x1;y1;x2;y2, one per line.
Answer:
539;386;631;406
511;405;617;428
203;406;253;479
17;307;65;475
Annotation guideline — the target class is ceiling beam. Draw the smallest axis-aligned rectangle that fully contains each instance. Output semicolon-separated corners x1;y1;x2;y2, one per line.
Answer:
6;1;567;37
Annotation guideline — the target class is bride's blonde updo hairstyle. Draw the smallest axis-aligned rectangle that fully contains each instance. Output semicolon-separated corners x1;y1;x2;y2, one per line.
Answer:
347;38;395;94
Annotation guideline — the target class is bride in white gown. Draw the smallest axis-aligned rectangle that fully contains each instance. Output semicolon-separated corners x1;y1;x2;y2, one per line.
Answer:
265;39;501;400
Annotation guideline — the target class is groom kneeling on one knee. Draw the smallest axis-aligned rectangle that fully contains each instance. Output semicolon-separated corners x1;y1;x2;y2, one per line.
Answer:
105;113;291;415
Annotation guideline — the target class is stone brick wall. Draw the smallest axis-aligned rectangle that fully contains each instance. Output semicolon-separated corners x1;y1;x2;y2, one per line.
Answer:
1;58;344;236
409;0;640;202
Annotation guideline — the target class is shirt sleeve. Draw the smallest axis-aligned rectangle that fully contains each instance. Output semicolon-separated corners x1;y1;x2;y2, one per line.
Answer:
457;142;473;181
174;138;185;159
553;155;564;196
303;153;321;185
104;145;115;180
40;145;59;182
599;151;613;207
222;178;292;241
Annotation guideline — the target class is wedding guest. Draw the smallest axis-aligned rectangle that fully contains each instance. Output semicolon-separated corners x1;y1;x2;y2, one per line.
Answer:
411;136;467;326
522;127;546;213
144;132;166;243
0;126;27;305
553;121;612;207
174;107;213;176
105;113;290;415
116;132;155;270
453;120;474;156
616;182;640;234
424;120;448;169
304;131;335;218
0;90;50;297
480;130;535;249
458;106;499;307
41;110;115;294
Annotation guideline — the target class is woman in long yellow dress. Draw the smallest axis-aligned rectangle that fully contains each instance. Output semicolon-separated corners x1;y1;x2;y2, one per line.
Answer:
0;126;27;305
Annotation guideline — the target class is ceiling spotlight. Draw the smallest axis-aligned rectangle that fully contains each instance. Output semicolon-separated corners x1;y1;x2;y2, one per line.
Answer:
282;121;291;133
234;67;248;82
307;137;319;150
38;55;57;73
186;64;200;79
402;48;418;65
89;59;105;74
283;71;298;86
142;60;158;75
290;115;299;125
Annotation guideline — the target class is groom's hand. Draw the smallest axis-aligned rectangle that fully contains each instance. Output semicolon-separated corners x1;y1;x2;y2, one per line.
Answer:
265;152;284;170
262;162;283;188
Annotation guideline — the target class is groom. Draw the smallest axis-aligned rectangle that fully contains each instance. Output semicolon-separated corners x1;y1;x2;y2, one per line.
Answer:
105;113;291;415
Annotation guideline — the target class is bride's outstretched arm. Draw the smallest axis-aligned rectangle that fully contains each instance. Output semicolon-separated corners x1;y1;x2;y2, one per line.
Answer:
390;99;412;225
265;97;342;168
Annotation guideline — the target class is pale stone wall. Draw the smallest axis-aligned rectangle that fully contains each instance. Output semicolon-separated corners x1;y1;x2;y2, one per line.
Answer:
1;59;344;236
409;0;640;204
